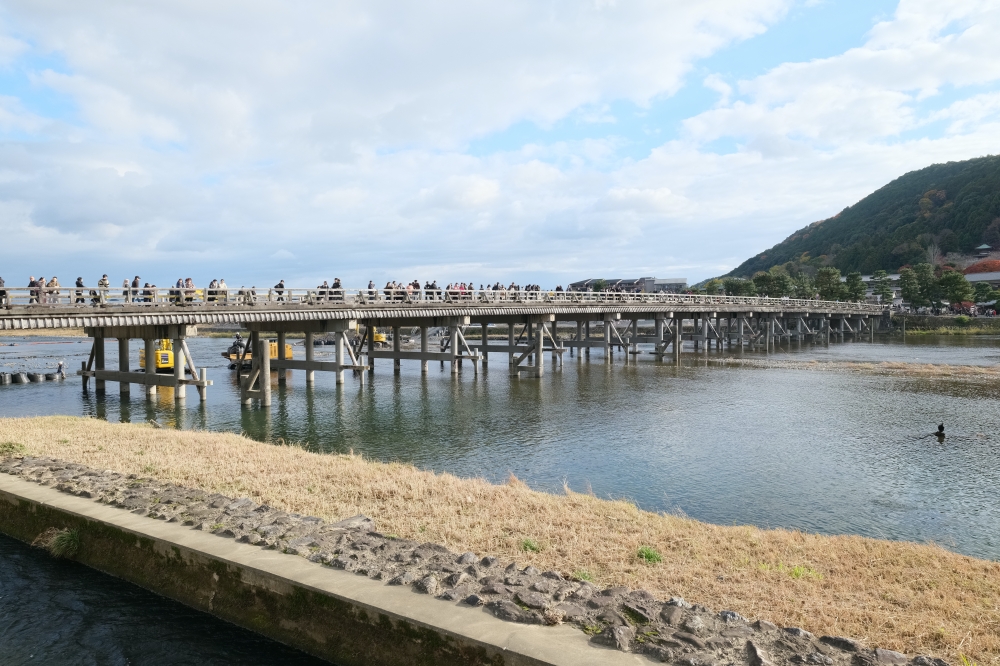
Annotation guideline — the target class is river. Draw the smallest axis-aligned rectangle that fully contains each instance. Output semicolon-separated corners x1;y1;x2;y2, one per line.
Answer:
1;332;999;662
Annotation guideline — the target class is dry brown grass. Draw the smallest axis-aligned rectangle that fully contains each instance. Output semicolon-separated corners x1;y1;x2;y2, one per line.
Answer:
708;357;1000;379
2;416;998;663
0;328;86;337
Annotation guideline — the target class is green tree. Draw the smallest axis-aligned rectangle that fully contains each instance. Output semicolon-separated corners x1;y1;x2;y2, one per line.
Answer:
871;269;893;303
590;279;606;292
973;281;996;304
752;271;775;297
703;278;723;295
844;271;866;301
913;263;939;307
816;267;843;301
899;267;921;306
791;275;816;299
723;277;755;296
938;271;973;304
769;270;793;297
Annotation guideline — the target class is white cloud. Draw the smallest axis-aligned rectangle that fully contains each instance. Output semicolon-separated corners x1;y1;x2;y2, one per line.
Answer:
0;0;998;286
684;0;1000;145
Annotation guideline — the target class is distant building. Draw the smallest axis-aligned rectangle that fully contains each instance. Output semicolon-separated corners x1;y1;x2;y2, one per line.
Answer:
976;243;993;258
841;273;902;304
966;271;1000;289
568;277;688;293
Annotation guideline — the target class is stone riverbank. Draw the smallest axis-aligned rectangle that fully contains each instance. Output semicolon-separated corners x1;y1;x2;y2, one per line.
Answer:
0;454;949;666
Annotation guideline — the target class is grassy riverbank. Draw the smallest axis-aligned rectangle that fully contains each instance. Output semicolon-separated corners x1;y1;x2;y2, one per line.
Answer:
0;328;85;337
890;313;1000;335
1;416;997;664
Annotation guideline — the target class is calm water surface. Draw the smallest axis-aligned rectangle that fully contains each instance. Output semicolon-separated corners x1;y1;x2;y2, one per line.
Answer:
0;532;328;665
2;332;999;662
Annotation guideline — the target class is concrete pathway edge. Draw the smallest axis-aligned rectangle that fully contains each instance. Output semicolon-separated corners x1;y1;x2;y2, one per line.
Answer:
0;473;646;666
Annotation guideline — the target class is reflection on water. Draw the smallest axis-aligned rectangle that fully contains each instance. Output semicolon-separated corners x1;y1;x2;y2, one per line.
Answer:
2;334;1000;561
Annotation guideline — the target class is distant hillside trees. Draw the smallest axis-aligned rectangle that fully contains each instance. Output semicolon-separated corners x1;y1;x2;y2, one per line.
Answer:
727;155;1000;278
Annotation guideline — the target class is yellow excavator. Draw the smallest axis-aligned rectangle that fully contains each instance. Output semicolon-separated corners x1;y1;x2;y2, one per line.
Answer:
222;334;293;369
139;339;175;373
369;326;388;347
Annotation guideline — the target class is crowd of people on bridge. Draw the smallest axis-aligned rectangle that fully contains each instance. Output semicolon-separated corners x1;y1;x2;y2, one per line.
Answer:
0;274;658;308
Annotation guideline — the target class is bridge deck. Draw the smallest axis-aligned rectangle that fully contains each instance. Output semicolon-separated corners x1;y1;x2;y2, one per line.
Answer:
0;287;882;330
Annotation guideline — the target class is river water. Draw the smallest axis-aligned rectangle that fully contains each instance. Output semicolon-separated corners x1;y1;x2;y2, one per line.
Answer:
2;332;999;662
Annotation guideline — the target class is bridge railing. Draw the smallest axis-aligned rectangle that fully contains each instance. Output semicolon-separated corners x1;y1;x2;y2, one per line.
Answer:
0;285;885;313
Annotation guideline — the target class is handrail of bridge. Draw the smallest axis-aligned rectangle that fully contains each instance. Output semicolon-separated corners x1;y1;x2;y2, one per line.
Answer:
0;285;886;314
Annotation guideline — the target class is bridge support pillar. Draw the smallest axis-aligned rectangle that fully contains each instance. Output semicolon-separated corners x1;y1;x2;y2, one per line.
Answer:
118;338;130;397
173;337;186;401
144;338;157;396
277;331;287;384
421;326;429;374
481;323;489;367
94;335;106;395
507;324;515;366
335;331;345;384
305;332;315;383
602;313;619;362
393;326;401;374
258;335;271;406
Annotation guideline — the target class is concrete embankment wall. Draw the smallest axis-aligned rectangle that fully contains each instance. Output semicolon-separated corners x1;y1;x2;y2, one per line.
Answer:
0;474;639;666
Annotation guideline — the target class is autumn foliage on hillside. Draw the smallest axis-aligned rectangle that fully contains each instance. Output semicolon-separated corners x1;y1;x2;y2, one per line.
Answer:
963;259;1000;274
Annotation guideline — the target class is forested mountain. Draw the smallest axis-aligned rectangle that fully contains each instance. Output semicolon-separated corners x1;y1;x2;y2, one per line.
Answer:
727;155;1000;277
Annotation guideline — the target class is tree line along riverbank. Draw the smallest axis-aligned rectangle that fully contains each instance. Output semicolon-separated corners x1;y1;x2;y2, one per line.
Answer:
0;416;997;664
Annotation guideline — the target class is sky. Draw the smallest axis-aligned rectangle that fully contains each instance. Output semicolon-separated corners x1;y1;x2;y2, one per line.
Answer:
1;0;999;288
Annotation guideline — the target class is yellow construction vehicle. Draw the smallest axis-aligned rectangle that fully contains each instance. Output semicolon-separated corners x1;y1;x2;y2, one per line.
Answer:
369;326;388;348
139;339;175;373
221;335;293;369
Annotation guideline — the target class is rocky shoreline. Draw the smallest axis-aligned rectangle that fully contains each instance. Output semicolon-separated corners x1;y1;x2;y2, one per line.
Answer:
0;455;949;666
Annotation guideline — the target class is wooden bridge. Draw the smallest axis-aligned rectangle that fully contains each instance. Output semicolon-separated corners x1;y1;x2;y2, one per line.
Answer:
0;285;884;405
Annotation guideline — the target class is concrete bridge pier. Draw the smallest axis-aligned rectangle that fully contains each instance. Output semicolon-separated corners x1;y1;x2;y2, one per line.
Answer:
94;335;106;395
422;326;430;373
118;338;130;397
144;338;157;396
653;316;665;359
602;313;619;361
480;323;489;368
393;326;402;374
305;333;315;383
